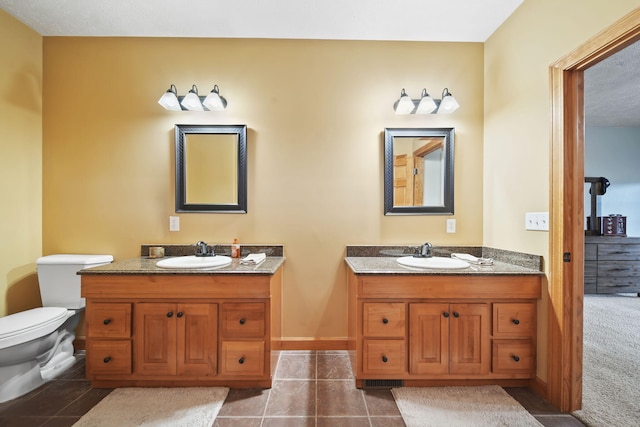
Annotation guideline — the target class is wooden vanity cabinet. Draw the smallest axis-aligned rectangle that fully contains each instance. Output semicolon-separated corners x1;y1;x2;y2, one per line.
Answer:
82;269;282;389
348;272;541;388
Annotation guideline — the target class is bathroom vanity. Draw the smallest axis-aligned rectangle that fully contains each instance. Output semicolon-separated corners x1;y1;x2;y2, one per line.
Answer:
79;247;284;389
345;246;543;388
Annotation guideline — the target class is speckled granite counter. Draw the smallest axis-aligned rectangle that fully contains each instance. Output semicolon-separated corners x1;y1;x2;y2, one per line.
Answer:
78;244;284;275
345;245;543;276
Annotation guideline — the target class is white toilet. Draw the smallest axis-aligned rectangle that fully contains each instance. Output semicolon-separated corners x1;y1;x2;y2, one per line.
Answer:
0;254;112;403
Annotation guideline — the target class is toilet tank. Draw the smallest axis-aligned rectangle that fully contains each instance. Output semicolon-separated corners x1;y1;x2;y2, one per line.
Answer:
36;254;113;309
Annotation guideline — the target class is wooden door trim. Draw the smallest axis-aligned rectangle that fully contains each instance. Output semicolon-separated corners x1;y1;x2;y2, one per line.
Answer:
549;7;640;412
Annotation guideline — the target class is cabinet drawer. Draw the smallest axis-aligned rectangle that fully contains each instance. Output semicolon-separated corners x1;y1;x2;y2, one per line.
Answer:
493;303;535;337
220;341;265;376
87;303;132;338
221;303;266;338
492;340;534;375
87;340;131;375
363;303;405;338
362;339;406;375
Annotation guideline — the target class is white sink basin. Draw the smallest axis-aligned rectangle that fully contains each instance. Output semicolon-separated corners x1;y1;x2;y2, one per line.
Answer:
396;256;470;270
156;255;232;269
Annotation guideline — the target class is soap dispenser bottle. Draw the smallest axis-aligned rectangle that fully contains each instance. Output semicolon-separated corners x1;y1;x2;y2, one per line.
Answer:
231;238;240;258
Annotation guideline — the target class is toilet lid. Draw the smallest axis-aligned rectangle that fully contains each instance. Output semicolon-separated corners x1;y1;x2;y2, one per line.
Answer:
0;307;68;340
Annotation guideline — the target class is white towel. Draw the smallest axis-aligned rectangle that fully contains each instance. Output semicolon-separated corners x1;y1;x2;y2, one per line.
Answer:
451;253;494;265
240;253;267;265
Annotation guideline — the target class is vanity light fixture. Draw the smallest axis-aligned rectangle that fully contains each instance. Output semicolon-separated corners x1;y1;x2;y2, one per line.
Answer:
393;87;459;115
158;84;228;111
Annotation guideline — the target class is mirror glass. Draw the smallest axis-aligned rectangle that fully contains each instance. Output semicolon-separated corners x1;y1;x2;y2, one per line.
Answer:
175;124;247;213
384;128;454;215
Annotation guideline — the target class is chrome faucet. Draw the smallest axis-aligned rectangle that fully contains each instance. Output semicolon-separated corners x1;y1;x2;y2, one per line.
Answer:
195;241;214;257
414;242;433;258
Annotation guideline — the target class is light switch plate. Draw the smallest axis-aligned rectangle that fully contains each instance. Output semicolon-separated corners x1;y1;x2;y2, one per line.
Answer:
525;212;549;231
446;218;456;233
169;216;180;232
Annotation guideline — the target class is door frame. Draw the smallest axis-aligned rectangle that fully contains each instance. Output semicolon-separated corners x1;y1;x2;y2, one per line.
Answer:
548;8;640;412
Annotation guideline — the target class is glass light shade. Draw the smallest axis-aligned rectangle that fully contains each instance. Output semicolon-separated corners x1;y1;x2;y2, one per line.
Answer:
415;93;437;114
394;90;415;114
203;91;226;111
438;92;460;114
180;92;204;111
158;91;181;111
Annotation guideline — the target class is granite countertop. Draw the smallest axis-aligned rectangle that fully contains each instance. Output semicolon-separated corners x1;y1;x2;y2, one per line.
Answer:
79;256;285;276
79;243;285;276
345;245;544;276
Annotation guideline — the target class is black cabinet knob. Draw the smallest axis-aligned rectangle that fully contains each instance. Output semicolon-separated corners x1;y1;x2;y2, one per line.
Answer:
512;319;520;325
443;312;450;318
512;355;520;362
103;318;111;325
167;312;173;318
176;312;184;318
453;312;460;318
382;356;388;363
238;357;245;364
239;318;246;325
382;318;389;324
103;356;111;363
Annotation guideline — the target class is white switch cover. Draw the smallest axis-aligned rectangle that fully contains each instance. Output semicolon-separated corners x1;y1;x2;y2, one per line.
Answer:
525;212;549;231
169;216;180;232
446;218;456;233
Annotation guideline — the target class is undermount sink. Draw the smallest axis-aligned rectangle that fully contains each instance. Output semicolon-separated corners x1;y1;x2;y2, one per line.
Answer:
396;256;470;270
155;255;232;269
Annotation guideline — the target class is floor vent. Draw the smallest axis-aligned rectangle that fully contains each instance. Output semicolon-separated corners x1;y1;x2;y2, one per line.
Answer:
363;379;404;389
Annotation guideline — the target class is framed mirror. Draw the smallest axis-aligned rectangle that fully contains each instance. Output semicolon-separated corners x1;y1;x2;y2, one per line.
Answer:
384;127;454;215
175;124;247;213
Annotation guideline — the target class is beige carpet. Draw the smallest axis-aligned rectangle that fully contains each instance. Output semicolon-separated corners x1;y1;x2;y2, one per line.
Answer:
392;385;543;427
73;387;229;427
573;294;640;426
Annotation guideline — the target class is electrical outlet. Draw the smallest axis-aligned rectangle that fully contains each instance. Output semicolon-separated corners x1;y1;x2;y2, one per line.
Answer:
525;212;549;231
169;216;180;232
446;218;456;233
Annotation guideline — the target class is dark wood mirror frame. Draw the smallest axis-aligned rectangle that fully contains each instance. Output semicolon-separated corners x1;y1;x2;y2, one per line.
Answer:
384;127;454;215
175;124;247;213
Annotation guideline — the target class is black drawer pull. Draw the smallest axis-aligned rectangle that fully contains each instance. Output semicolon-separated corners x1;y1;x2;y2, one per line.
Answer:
512;355;520;362
167;312;173;318
512;318;520;325
176;312;184;318
382;356;388;363
239;318;246;325
443;312;450;318
238;357;245;364
103;356;111;363
103;318;111;325
382;318;389;324
453;312;460;318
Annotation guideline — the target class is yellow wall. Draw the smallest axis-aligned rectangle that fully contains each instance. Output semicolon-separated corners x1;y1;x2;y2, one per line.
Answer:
42;37;484;339
484;1;639;381
0;10;42;316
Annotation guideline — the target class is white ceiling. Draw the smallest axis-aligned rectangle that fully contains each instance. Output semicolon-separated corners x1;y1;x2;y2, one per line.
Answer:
0;0;523;41
1;0;637;126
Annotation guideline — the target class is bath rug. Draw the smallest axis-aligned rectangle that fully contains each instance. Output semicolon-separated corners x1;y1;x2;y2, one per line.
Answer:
392;385;542;427
73;387;229;427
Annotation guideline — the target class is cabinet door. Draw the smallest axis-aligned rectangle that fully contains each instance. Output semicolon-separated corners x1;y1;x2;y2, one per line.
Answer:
177;303;218;376
449;303;490;375
135;303;177;376
409;303;449;375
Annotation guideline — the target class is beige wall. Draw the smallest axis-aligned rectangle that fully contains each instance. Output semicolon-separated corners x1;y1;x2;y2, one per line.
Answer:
484;1;639;381
0;10;42;317
42;37;484;339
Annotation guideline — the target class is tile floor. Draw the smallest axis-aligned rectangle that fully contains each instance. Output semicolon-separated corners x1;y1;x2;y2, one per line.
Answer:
0;350;585;427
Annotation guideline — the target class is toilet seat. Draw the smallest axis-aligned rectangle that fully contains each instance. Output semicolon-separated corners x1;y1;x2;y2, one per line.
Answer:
0;307;69;350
